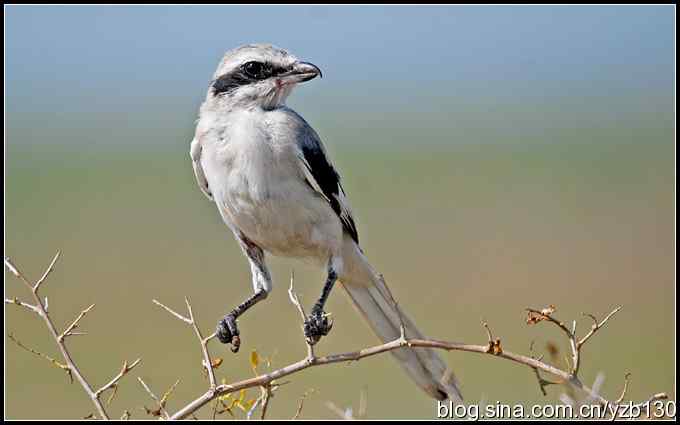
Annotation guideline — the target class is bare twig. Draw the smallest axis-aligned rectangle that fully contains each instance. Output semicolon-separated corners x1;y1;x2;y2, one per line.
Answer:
152;299;191;324
5;253;141;420
152;298;217;389
58;303;95;342
288;274;315;360
615;372;632;404
261;385;273;419
5;254;108;418
137;377;170;419
167;296;667;420
526;305;624;377
4;297;41;314
526;306;578;371
287;271;307;322
292;389;315;419
7;332;72;382
7;254;670;420
528;341;559;396
211;398;220;419
33;250;61;293
185;298;217;389
160;379;181;408
95;359;142;400
578;307;622;348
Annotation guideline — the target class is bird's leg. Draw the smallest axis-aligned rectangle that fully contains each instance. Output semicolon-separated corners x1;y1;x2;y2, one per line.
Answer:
217;234;271;353
217;290;267;353
304;264;337;345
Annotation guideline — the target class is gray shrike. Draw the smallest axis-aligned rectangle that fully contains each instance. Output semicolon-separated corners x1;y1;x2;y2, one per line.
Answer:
190;44;462;401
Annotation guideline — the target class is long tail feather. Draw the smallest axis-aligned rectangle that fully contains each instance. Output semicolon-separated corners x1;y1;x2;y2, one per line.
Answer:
339;237;463;402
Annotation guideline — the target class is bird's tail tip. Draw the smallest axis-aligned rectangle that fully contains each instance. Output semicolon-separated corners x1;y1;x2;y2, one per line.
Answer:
437;368;464;403
340;236;464;403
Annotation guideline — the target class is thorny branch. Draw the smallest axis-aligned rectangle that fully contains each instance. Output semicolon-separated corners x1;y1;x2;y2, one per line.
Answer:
292;389;315;419
7;255;672;420
525;305;623;376
5;253;141;420
152;298;217;389
96;359;143;401
137;377;179;419
161;279;669;420
528;340;559;396
259;384;273;419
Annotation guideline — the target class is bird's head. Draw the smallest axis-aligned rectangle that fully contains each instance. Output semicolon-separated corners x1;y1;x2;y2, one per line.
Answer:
206;44;322;110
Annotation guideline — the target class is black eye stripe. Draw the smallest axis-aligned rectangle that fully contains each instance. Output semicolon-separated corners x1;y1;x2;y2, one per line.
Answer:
212;61;291;95
242;61;290;79
211;70;251;95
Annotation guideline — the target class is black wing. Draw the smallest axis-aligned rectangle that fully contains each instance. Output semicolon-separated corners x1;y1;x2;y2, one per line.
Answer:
295;116;359;244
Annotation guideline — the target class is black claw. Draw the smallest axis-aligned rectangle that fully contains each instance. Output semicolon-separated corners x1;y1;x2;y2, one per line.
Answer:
303;309;333;346
216;314;241;353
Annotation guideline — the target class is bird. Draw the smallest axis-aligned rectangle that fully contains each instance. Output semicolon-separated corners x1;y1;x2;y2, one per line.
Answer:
189;44;462;402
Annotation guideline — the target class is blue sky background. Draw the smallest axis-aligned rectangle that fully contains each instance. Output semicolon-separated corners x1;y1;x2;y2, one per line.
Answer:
6;6;674;137
6;6;675;152
6;5;674;88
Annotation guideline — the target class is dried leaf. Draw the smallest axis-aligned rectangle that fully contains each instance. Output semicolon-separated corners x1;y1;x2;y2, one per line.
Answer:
526;305;556;325
250;350;259;373
488;338;503;355
527;312;546;325
144;406;162;417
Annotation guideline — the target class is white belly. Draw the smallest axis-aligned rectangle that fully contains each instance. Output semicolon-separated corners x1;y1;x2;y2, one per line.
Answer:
225;179;342;260
201;130;343;262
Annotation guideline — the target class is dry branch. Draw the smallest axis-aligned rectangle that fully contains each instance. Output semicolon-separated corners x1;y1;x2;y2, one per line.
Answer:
152;298;218;389
259;385;273;419
163;283;668;420
5;253;141;420
6;254;672;420
137;377;170;419
95;359;142;401
292;389;315;419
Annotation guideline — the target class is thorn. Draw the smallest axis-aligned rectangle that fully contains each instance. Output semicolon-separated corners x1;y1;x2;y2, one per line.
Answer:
4;256;21;277
615;372;632;403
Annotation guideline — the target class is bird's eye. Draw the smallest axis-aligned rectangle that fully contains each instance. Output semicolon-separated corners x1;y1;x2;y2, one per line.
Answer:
242;61;269;80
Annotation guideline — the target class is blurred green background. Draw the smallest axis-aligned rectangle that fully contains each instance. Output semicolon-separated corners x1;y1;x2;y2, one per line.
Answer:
5;5;675;419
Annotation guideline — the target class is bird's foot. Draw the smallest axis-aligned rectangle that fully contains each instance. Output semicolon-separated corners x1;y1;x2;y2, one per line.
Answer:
216;313;241;353
303;308;333;346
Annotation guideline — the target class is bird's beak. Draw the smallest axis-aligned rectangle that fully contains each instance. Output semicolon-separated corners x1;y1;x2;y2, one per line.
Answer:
280;61;323;83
